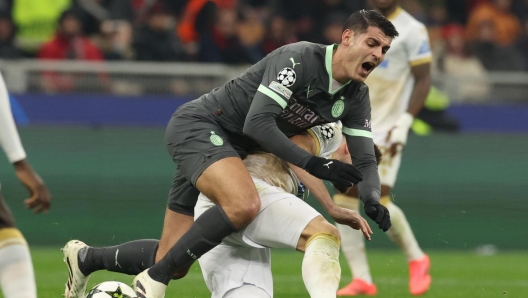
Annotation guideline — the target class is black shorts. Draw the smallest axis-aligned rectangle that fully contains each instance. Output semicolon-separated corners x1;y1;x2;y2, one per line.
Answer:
165;102;250;216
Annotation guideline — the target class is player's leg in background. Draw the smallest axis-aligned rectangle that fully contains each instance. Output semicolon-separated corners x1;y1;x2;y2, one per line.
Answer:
334;191;377;296
336;146;431;296
377;146;430;296
0;191;36;298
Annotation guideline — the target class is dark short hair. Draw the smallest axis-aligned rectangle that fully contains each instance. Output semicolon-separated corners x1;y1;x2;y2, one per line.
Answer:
343;9;399;39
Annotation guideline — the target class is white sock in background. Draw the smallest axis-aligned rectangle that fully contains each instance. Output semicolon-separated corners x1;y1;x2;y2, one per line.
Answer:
302;233;341;298
334;194;373;284
0;228;36;298
382;197;425;262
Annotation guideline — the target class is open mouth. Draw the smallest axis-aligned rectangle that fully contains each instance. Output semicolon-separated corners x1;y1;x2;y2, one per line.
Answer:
361;62;376;72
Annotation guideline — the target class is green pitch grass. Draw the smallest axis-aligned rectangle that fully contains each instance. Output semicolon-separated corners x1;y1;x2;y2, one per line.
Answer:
31;248;527;298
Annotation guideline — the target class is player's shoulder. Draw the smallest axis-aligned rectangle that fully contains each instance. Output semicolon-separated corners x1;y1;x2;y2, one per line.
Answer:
308;122;343;158
274;41;326;59
396;9;428;34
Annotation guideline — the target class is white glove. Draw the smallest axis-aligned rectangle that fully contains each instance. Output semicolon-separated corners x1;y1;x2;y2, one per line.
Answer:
388;112;413;146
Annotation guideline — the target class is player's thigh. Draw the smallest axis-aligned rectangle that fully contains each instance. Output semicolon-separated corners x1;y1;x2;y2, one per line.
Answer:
0;191;15;229
377;145;403;191
199;243;272;298
242;179;320;250
166;110;259;227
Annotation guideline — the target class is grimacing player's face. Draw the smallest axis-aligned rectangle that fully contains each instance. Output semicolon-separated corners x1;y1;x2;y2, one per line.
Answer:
342;26;392;82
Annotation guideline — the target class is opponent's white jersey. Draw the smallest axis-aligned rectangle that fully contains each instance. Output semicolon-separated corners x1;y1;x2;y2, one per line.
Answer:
243;122;343;194
0;72;26;163
366;7;432;144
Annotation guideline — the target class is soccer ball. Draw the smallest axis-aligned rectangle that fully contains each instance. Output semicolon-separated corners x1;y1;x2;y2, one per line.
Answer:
86;281;137;298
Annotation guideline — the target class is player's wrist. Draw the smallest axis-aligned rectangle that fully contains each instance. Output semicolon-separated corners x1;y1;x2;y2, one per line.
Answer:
396;112;414;130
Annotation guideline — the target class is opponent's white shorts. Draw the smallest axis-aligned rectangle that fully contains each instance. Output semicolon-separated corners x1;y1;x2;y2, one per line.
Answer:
376;145;402;188
373;131;403;188
195;178;321;298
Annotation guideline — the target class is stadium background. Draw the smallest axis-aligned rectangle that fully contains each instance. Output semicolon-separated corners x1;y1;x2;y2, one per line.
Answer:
0;0;527;296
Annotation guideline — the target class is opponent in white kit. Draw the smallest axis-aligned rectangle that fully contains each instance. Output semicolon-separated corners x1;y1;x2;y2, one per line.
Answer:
335;1;433;296
195;122;377;298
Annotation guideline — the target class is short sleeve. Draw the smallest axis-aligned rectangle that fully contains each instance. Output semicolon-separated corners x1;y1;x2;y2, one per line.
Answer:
406;24;432;67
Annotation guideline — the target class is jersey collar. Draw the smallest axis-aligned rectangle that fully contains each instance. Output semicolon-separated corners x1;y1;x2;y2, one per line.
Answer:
387;6;402;21
325;44;351;95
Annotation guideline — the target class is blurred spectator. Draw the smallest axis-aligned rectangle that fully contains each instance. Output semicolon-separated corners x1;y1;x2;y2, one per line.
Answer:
198;8;252;64
133;6;185;61
465;0;522;46
12;0;71;53
236;7;266;63
73;0;135;60
320;12;348;44
516;19;528;69
37;9;105;92
438;23;490;101
177;0;236;58
469;20;526;71
261;15;296;54
0;0;11;15
0;13;23;59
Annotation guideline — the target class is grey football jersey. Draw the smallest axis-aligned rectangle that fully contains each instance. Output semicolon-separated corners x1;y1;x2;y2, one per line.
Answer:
198;42;372;138
194;41;380;203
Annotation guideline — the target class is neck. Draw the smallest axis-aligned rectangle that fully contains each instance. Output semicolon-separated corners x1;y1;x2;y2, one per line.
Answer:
378;5;398;18
332;45;350;84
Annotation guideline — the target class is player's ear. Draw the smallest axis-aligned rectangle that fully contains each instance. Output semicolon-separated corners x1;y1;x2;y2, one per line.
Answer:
341;29;354;46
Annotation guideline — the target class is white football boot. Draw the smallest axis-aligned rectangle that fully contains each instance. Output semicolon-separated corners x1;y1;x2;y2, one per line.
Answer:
132;269;167;298
62;240;90;298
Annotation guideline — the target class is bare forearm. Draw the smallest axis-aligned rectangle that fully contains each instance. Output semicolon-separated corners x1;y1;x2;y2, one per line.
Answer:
407;65;431;116
290;165;337;212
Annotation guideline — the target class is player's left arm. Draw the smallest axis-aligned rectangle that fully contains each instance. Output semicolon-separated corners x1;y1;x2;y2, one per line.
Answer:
0;73;51;213
288;130;373;239
387;25;432;157
342;88;390;232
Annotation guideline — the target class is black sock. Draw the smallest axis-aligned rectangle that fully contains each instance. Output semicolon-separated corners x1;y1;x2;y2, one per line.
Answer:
77;239;159;276
147;205;237;284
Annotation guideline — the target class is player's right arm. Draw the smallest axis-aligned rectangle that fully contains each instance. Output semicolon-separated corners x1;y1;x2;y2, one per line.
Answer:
243;50;362;186
288;129;372;240
0;73;51;213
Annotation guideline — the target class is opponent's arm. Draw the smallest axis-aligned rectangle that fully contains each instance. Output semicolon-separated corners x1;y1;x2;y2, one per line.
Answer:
287;132;372;239
0;73;51;213
386;24;432;157
386;62;431;157
342;87;390;231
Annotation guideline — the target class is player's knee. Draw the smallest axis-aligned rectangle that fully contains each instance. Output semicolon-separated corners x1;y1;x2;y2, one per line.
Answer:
318;220;340;241
298;216;340;251
224;195;260;228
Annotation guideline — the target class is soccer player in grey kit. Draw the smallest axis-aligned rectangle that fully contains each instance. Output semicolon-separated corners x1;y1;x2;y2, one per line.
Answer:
63;10;398;298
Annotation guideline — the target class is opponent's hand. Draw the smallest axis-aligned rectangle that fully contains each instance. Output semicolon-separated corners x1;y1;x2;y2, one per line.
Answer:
305;156;363;186
329;206;373;240
386;112;413;157
364;199;391;232
14;160;51;213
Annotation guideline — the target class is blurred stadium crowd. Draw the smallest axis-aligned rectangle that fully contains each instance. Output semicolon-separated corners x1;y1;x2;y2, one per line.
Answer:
0;0;527;70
